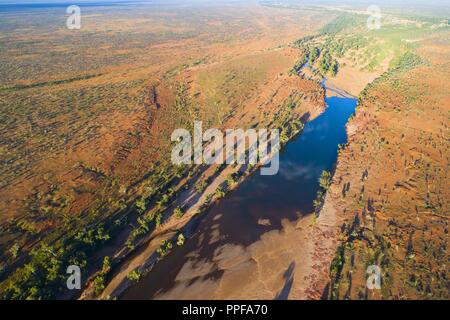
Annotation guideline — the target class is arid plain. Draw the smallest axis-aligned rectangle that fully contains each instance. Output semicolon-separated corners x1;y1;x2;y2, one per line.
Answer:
0;1;448;300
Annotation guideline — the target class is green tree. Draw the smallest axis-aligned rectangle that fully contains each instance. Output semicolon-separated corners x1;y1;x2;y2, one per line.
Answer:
318;51;332;75
215;187;225;199
127;270;141;282
9;244;20;258
330;60;339;77
195;180;207;193
309;46;321;64
177;234;185;246
174;206;184;219
101;256;111;275
157;240;173;257
93;276;105;295
135;197;146;213
319;171;332;190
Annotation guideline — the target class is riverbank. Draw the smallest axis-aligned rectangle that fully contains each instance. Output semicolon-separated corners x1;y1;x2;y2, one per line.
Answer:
120;92;357;300
316;41;450;299
80;69;326;299
81;43;388;300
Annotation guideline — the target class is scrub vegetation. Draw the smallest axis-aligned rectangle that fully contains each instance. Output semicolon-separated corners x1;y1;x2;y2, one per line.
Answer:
0;0;448;300
0;1;327;299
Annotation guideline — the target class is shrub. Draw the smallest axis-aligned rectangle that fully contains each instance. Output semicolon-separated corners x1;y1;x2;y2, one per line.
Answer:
93;275;105;295
177;234;185;246
127;270;141;282
195;180;207;193
174;206;184;219
101;256;111;275
135;197;146;213
9;244;20;258
319;171;332;190
157;240;173;258
215;187;226;199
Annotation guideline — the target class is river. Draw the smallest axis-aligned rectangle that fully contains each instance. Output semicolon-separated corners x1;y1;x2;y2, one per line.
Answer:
121;88;357;300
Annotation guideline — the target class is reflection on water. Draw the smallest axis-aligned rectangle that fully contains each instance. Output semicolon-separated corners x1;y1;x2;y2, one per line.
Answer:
122;95;357;300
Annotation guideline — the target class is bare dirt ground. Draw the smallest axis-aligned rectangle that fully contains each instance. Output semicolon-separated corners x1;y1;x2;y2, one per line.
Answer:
0;5;334;298
4;2;447;301
325;56;390;97
38;3;336;299
93;57;380;299
308;36;449;299
85;66;327;299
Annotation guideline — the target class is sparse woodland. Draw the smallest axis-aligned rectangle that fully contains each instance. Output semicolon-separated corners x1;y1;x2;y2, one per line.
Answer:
0;2;448;300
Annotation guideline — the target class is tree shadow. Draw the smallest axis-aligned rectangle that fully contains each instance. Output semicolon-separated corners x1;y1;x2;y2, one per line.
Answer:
275;261;295;300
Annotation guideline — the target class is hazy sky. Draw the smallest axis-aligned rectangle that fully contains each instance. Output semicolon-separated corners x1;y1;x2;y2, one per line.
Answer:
0;0;447;3
0;0;449;13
